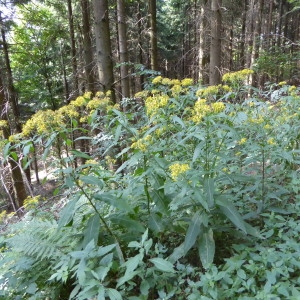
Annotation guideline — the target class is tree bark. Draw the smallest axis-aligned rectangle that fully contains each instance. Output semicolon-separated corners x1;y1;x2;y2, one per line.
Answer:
209;0;222;85
0;70;28;209
199;0;209;83
67;0;79;100
148;0;158;71
117;0;130;99
81;0;96;93
92;0;116;103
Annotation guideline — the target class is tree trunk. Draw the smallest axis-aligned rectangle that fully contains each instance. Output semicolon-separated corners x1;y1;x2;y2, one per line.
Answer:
92;0;116;103
1;26;21;133
148;0;158;71
81;0;96;93
67;0;79;100
0;71;28;209
117;0;130;99
209;0;222;85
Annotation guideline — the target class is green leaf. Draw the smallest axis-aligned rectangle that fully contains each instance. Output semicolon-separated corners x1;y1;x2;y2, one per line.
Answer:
237;269;247;280
58;197;79;227
148;213;164;232
204;178;215;208
80;175;104;188
172;115;185;128
98;244;116;257
23;143;33;156
94;192;132;212
71;150;92;159
198;228;215;268
82;214;101;248
107;288;122;300
193;143;203;162
217;197;247;233
149;257;175;273
184;213;203;254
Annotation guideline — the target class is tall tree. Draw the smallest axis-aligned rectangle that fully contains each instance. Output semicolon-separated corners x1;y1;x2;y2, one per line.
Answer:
93;0;116;103
117;0;130;99
67;0;79;100
148;0;158;71
81;0;96;93
209;0;222;85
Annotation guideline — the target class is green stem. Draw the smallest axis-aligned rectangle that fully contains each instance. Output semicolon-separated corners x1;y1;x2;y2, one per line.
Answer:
75;179;125;263
143;156;151;215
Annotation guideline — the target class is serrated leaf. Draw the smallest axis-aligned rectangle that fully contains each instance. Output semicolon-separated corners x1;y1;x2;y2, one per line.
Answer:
193;143;203;162
149;257;175;273
184;213;202;254
198;228;215;268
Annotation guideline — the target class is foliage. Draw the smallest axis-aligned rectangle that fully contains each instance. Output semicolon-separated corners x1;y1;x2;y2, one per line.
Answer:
0;71;300;298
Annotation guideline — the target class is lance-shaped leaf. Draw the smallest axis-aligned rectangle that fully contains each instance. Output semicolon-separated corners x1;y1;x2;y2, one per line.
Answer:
198;228;215;268
184;213;203;254
217;197;247;233
149;257;175;273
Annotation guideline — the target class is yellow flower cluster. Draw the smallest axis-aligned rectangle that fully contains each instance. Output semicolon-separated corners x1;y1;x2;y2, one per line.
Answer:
278;81;287;86
152;76;163;85
0;210;7;223
131;135;153;152
145;95;169;116
238;137;247;145
24;195;41;210
169;163;190;181
211;102;225;113
190;99;225;123
222;69;254;83
181;78;193;86
22;110;62;136
58;105;79;119
0;120;8;129
71;95;88;107
267;138;276;145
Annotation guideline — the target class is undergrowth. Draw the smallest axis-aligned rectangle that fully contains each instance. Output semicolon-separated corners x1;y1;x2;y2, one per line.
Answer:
0;71;300;299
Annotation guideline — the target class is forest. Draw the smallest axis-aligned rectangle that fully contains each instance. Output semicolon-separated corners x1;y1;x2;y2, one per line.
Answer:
0;0;300;299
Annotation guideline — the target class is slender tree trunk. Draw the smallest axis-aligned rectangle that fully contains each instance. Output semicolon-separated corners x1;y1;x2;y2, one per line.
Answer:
209;0;222;85
199;0;209;83
137;0;144;91
117;0;130;99
81;0;96;93
148;0;158;71
1;26;21;133
93;0;116;103
67;0;79;99
250;0;264;86
0;71;27;209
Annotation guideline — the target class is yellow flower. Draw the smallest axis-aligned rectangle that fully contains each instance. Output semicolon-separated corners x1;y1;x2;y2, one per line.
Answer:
222;69;253;83
278;81;287;86
145;95;169;117
169;163;190;181
24;195;41;210
238;138;247;145
211;102;225;113
152;76;163;85
181;78;193;86
190;98;211;123
267;138;276;145
0;120;8;129
171;79;181;85
171;85;182;96
161;78;172;85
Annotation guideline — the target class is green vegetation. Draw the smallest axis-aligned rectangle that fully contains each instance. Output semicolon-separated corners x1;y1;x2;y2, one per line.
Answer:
0;71;300;299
